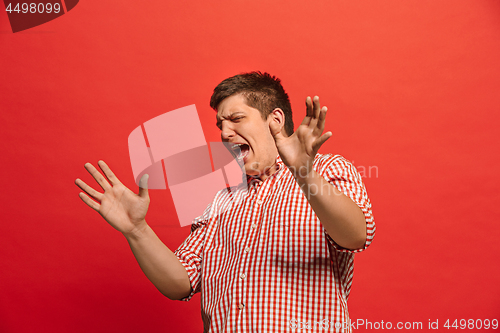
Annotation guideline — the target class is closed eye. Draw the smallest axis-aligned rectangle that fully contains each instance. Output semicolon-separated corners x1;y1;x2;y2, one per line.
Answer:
216;116;244;129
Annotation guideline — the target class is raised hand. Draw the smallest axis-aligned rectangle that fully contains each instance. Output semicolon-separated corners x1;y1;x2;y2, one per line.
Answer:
75;161;150;235
269;96;332;178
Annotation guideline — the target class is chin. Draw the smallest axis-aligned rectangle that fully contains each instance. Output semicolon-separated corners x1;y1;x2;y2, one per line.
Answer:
244;160;262;175
243;166;258;176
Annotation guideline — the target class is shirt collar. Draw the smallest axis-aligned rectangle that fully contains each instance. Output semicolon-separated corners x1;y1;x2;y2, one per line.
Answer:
246;155;284;186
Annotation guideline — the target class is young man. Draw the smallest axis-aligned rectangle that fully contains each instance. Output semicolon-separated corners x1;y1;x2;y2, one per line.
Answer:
75;72;375;332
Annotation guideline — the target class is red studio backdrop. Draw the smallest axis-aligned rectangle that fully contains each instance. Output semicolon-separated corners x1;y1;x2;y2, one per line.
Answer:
1;1;499;332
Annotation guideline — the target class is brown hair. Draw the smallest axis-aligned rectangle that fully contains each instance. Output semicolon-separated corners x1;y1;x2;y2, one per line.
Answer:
210;71;294;136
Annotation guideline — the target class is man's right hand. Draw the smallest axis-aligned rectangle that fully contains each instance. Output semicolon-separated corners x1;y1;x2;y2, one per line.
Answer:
75;160;192;300
75;160;150;236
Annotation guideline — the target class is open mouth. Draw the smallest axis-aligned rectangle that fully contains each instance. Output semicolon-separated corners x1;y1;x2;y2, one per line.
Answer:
229;143;250;162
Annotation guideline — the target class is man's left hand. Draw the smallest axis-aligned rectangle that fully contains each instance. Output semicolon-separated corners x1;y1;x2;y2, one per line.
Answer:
269;96;332;178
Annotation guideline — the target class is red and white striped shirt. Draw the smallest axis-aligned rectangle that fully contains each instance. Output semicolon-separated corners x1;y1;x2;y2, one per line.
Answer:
174;154;375;332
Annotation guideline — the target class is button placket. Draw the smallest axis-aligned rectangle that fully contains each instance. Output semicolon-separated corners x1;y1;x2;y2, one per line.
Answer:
236;183;258;315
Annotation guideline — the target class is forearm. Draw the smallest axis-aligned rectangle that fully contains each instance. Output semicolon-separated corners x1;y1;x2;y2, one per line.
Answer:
295;170;366;250
123;222;192;300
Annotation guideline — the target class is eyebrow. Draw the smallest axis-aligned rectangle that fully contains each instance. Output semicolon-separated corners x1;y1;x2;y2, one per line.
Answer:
216;112;244;128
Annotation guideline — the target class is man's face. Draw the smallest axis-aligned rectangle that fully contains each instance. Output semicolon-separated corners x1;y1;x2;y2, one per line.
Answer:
216;94;278;177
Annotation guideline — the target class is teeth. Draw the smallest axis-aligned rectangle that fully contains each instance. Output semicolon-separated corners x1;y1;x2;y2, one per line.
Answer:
228;143;248;161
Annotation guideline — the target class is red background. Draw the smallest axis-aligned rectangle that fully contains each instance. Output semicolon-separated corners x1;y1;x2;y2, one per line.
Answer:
1;1;499;332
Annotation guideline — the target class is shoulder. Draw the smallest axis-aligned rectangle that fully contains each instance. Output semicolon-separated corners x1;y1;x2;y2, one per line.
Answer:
314;153;353;170
314;153;347;164
314;153;361;180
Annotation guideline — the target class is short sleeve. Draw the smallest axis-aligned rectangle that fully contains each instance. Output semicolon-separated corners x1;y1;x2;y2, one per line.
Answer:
316;154;376;253
173;215;208;302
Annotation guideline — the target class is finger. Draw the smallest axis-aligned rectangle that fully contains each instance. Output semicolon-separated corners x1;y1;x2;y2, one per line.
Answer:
313;131;333;151
78;191;100;212
308;96;322;129
314;106;328;134
301;97;313;126
300;114;312;126
306;96;314;117
84;162;111;191
312;96;321;119
75;178;103;201
97;160;122;186
318;106;328;122
138;174;149;199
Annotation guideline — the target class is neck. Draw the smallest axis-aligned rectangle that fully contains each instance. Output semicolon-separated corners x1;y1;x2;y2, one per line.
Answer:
247;160;279;182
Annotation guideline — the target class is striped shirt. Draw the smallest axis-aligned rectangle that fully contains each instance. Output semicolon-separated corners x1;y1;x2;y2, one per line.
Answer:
174;154;375;332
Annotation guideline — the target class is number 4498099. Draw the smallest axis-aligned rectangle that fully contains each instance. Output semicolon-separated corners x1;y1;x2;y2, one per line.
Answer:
5;3;62;14
444;319;498;330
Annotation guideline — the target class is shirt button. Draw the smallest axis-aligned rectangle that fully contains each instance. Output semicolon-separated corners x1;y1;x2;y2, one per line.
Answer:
251;224;257;229
238;304;245;310
257;200;263;205
244;247;250;253
240;273;246;279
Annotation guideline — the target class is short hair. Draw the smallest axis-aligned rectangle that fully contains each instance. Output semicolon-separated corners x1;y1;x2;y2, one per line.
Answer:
210;71;294;136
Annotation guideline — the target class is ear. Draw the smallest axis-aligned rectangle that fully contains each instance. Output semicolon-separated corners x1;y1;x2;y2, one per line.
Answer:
268;108;286;136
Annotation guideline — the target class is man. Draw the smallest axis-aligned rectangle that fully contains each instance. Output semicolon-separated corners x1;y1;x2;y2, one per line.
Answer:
75;72;375;332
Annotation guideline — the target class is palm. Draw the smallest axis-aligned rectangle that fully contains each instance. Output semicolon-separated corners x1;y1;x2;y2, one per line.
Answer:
75;161;150;234
270;96;332;175
99;183;149;231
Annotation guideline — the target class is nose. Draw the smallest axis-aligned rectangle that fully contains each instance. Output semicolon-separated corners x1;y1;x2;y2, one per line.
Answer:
220;122;235;141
